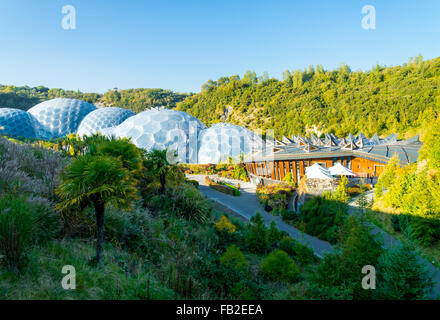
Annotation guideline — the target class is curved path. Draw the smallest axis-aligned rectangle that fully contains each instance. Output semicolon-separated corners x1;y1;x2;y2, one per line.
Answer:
189;175;334;258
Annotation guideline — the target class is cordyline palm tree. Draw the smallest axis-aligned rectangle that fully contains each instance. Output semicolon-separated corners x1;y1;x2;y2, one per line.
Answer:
56;155;138;263
143;148;183;194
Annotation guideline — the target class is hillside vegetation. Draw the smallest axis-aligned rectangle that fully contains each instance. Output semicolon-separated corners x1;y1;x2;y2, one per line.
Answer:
0;86;189;113
2;56;439;140
176;56;440;139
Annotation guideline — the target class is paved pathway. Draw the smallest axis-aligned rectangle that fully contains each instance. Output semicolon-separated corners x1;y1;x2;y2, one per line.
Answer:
189;175;334;258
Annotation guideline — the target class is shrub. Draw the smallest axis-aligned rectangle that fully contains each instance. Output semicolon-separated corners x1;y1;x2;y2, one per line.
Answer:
260;249;300;282
292;241;315;265
0;196;35;270
168;184;211;223
410;216;440;245
332;175;350;203
220;245;248;271
279;236;296;256
299;196;347;244
216;215;236;234
25;196;62;243
229;281;254;300
278;208;298;222
256;184;295;211
206;176;239;196
375;242;434;299
283;172;296;187
0;137;67;200
186;179;199;189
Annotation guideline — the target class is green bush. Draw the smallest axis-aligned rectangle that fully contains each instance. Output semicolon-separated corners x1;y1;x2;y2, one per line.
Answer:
375;242;434;299
279;208;298;222
220;245;248;271
186;179;199;189
170;184;211;223
26;196;62;243
260;249;300;282
0;196;35;270
293;241;315;265
299;196;347;244
279;236;295;256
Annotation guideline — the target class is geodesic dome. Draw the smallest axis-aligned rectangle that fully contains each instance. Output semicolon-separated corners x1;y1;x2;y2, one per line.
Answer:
111;108;206;163
197;122;263;164
28;98;96;139
76;107;135;137
0;108;37;139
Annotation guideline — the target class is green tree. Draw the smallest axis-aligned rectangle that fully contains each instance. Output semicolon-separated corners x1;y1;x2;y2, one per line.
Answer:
143;149;183;194
375;242;434;299
246;212;268;254
267;221;282;243
56;155;138;263
332;175;349;203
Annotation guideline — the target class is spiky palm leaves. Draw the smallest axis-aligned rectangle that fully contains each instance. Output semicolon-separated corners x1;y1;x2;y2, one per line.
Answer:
56;154;138;263
143;149;183;194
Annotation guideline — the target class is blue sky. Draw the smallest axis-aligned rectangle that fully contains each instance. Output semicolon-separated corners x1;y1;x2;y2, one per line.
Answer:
0;0;438;93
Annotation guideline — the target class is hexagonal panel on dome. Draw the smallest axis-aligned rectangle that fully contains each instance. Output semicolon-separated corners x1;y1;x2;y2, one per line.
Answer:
198;123;263;164
112;108;206;163
28;98;96;139
0;108;37;139
76;107;135;137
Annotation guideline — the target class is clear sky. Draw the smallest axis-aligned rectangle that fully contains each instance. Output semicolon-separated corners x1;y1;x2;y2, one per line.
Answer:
0;0;438;93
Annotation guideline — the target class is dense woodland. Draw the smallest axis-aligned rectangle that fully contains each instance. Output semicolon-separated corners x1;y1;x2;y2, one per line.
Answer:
1;56;439;140
0;86;189;113
176;55;440;139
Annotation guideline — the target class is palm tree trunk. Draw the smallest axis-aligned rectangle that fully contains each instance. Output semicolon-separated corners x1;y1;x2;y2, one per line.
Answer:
94;200;105;263
160;172;166;194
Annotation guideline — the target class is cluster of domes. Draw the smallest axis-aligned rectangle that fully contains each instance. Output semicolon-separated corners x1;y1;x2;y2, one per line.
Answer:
0;98;263;163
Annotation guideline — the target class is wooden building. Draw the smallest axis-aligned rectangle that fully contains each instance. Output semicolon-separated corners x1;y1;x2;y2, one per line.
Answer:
244;132;422;184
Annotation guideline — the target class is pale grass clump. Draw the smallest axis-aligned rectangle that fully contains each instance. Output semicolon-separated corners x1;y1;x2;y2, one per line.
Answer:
0;137;68;200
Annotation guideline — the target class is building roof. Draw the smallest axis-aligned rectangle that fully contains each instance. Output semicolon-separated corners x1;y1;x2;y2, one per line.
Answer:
245;132;422;165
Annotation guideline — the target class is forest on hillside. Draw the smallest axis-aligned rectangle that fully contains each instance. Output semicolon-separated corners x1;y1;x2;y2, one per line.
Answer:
0;86;189;113
176;56;440;139
1;56;439;139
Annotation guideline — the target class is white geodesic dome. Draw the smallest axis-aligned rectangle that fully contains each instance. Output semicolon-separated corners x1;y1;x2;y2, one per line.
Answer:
28;98;96;139
197;122;263;164
76;107;135;137
0;108;37;139
111;108;206;163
